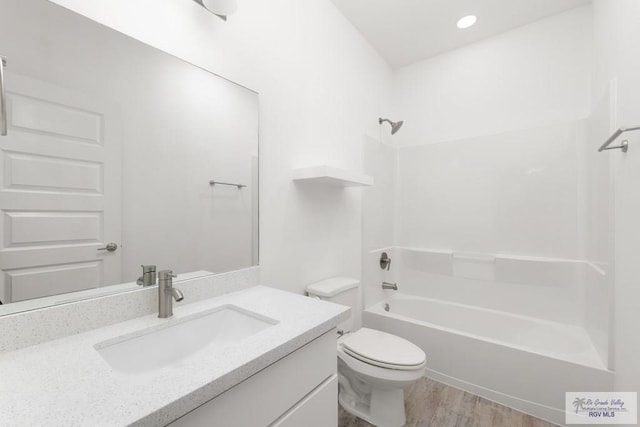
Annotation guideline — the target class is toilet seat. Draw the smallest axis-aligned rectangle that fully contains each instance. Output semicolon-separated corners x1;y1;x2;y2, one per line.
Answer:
337;339;425;387
340;328;426;370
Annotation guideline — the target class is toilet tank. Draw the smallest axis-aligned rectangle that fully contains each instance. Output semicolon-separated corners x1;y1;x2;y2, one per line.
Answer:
306;277;360;332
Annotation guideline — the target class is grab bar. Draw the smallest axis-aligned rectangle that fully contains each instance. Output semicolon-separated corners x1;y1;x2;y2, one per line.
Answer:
598;126;640;152
0;55;7;136
209;180;247;189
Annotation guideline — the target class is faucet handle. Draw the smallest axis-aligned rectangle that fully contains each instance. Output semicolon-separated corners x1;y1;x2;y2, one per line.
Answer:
141;265;156;274
158;270;177;280
137;265;157;286
380;252;392;271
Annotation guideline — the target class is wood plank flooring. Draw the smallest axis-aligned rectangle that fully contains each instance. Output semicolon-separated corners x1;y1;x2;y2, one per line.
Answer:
338;377;558;427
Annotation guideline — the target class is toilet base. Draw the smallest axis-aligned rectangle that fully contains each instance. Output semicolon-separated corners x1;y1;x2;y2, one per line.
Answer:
338;373;406;427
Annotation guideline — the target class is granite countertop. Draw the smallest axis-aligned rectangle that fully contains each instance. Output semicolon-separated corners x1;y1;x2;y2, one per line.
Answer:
0;286;349;426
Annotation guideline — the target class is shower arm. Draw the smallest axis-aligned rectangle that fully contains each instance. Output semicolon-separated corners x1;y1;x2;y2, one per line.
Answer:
598;126;640;152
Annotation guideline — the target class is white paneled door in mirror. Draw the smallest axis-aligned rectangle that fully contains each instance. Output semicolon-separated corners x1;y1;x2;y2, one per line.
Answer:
0;74;122;304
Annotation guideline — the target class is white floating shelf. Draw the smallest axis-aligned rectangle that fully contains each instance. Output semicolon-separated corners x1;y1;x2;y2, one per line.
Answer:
292;166;374;187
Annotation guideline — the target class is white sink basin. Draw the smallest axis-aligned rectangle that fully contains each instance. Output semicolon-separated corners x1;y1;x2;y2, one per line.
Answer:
95;305;278;374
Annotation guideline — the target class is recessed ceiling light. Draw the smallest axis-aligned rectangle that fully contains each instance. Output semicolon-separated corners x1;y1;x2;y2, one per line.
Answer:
457;15;477;29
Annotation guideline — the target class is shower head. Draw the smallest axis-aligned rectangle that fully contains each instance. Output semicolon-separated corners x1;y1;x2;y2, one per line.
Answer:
379;118;404;135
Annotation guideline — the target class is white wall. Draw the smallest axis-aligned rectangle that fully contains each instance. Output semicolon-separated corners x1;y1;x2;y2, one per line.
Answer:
592;0;640;399
391;6;592;147
49;0;394;294
389;121;594;327
361;137;397;308
396;121;588;259
362;137;396;252
581;83;614;368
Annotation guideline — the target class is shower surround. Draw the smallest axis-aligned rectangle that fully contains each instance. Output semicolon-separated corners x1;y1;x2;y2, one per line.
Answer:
361;115;613;423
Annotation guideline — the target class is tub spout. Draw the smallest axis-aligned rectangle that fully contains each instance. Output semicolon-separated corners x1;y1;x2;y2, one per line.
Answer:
382;282;398;291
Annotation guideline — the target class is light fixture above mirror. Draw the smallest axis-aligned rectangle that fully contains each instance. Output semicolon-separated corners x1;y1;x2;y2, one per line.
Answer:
193;0;238;20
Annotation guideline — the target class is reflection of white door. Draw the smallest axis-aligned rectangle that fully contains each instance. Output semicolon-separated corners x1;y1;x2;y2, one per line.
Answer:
0;73;121;303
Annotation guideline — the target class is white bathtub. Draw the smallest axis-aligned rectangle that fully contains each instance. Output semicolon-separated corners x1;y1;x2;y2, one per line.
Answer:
364;293;614;425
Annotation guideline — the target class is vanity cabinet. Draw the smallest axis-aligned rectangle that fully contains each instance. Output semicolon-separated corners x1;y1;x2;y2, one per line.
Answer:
169;329;338;427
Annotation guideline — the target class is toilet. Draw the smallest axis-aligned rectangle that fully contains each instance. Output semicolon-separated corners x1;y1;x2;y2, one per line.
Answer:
306;277;426;427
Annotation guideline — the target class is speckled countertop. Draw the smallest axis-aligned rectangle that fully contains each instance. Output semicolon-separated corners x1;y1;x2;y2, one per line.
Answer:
0;286;349;427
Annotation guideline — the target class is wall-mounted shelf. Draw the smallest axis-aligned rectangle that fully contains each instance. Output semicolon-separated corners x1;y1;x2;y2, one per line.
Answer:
292;166;374;187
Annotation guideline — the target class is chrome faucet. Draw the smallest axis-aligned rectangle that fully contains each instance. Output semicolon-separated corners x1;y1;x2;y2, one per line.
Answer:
137;265;157;287
158;270;184;318
382;282;398;291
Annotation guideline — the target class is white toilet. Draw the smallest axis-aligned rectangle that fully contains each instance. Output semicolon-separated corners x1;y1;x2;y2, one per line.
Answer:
306;277;426;427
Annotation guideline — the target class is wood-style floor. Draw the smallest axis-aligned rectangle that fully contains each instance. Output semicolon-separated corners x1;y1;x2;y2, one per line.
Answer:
338;377;558;427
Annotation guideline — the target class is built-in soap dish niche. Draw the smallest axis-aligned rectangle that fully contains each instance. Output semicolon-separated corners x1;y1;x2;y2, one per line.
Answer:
292;165;373;187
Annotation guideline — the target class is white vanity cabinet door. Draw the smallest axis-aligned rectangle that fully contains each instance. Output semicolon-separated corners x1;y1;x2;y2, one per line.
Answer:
169;329;337;427
270;374;338;427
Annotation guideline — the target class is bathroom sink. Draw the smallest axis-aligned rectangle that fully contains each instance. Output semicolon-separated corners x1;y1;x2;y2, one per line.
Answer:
95;305;278;374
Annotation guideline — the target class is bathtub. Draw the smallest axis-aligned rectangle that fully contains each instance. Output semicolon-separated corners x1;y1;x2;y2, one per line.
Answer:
364;293;614;425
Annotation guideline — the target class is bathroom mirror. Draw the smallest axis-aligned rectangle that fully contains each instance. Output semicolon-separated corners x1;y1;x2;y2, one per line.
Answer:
0;0;259;315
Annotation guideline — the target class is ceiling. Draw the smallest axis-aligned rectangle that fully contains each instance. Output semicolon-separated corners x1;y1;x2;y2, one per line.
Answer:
331;0;591;68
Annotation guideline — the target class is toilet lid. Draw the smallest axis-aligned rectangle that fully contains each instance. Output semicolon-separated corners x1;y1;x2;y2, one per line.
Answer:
341;328;426;369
